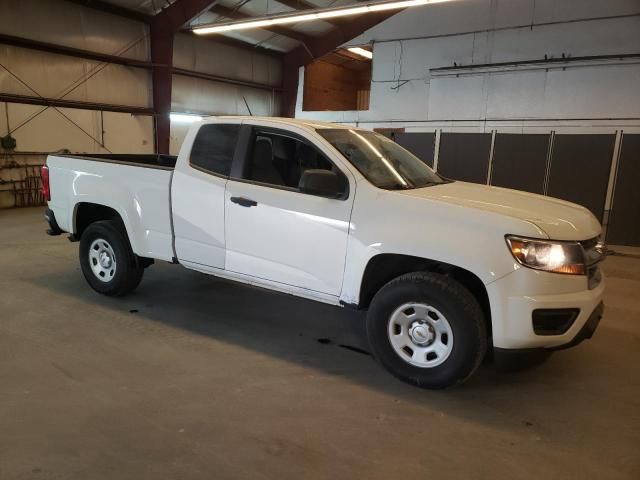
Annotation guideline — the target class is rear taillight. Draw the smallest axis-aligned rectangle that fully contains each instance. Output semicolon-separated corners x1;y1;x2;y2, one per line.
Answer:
41;165;50;201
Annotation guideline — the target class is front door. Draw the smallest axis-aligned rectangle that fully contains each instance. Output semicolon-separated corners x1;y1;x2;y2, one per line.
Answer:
224;126;354;296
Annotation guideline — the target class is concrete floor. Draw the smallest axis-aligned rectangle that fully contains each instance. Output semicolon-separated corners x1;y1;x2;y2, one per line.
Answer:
1;207;639;480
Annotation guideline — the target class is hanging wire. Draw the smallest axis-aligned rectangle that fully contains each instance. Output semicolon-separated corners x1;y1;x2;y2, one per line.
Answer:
231;0;252;15
4;101;9;135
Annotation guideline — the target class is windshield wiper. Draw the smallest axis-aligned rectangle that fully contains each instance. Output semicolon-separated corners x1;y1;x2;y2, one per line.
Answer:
380;183;413;190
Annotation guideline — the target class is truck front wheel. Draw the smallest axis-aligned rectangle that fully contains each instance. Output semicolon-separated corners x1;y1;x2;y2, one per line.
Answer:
366;272;487;389
79;220;144;296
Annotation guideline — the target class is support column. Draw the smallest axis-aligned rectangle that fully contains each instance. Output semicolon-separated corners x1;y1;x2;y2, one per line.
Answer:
149;0;221;153
150;22;173;154
281;60;302;118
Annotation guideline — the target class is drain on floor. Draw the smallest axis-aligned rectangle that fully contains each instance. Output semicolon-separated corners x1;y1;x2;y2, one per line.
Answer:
316;338;371;356
129;309;139;314
338;344;371;356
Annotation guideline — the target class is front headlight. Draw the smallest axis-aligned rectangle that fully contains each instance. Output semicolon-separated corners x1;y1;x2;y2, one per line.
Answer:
505;235;585;275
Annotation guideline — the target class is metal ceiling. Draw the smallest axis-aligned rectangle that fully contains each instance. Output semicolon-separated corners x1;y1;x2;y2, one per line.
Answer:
322;48;372;71
98;0;367;52
96;0;173;15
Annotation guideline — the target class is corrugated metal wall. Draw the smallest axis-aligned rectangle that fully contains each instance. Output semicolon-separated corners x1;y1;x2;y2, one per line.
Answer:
0;0;282;207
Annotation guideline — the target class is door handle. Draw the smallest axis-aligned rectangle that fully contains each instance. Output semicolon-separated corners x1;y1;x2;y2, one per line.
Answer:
230;196;258;208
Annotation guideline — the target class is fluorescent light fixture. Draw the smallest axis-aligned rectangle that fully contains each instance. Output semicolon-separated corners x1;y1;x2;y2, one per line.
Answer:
347;47;373;59
170;113;203;123
193;0;456;35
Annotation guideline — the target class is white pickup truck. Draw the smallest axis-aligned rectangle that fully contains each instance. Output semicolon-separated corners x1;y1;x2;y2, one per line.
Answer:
43;116;606;388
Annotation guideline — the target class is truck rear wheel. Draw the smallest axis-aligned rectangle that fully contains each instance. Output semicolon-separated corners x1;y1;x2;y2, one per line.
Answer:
79;220;144;296
366;272;487;389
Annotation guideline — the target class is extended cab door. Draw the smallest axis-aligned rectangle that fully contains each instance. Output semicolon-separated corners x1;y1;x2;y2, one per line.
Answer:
172;121;243;268
224;123;355;297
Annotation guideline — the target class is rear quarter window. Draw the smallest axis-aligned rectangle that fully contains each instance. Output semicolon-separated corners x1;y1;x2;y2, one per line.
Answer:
190;124;241;176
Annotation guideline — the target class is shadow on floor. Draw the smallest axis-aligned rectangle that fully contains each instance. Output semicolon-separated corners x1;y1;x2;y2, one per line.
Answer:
29;258;567;403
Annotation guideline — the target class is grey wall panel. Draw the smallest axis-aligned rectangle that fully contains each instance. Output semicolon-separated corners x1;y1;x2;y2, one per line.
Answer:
547;134;615;221
606;134;640;246
395;132;436;167
491;134;550;194
437;133;492;183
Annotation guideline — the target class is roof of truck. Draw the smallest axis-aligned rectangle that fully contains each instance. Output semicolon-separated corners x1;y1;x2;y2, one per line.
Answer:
202;116;354;131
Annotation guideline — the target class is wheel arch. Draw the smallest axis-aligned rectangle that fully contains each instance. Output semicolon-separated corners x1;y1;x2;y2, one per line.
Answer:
73;202;125;238
357;253;492;337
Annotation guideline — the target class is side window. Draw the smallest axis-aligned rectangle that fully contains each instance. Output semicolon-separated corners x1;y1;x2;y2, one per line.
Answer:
246;130;338;189
190;124;240;176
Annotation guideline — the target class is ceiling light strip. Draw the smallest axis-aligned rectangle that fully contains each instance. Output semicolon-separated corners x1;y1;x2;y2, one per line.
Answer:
347;47;373;59
192;0;456;34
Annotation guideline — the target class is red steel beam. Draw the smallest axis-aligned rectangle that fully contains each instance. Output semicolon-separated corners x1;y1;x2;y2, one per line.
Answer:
151;0;221;153
154;0;220;33
150;25;175;155
0;93;154;115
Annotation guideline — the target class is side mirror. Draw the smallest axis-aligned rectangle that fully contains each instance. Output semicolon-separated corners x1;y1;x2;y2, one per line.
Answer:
298;169;346;198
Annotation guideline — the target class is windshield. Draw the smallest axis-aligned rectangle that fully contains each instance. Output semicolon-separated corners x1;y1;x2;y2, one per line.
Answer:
317;129;446;190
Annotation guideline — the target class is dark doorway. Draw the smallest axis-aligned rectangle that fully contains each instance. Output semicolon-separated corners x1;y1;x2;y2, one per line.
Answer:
606;134;640;246
395;132;436;167
490;134;550;194
547;134;615;221
437;133;492;183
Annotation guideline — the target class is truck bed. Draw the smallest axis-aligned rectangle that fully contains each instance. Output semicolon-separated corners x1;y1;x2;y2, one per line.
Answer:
46;153;176;262
55;154;177;169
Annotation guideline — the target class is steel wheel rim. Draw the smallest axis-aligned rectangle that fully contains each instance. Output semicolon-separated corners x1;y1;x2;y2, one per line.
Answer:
387;302;454;368
88;238;116;283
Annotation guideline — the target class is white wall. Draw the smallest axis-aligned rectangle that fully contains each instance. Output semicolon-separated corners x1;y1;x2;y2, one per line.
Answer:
295;0;640;132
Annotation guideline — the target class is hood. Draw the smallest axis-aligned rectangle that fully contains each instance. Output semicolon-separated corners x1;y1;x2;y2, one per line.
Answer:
395;181;601;240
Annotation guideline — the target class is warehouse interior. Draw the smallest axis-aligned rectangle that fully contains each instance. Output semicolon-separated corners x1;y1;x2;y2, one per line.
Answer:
1;0;639;478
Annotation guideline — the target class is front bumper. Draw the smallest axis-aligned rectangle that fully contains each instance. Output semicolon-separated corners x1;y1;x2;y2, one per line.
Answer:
548;301;603;350
486;266;605;350
494;301;603;362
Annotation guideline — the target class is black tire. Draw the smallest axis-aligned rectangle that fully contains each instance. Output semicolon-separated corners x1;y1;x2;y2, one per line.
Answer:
366;272;487;389
79;220;144;296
